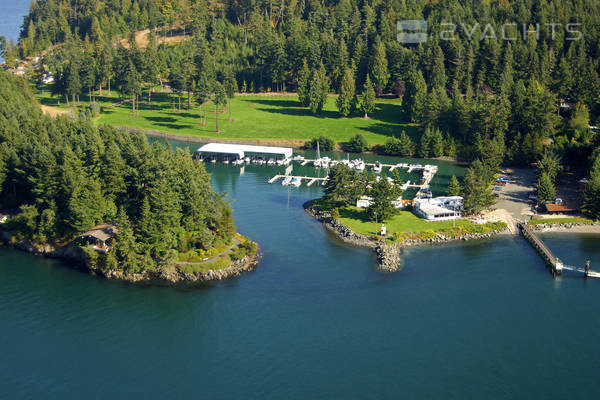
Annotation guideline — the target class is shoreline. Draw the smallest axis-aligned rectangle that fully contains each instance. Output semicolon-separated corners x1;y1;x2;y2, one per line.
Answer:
116;126;461;163
0;230;260;284
529;222;600;234
304;200;508;273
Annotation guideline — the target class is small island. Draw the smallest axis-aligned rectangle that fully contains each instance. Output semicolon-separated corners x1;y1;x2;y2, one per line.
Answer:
0;71;258;283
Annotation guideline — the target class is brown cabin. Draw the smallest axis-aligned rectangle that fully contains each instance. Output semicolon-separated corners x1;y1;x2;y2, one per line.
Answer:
81;224;119;252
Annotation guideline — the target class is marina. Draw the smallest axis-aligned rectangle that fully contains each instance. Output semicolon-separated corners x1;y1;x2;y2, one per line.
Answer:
196;143;439;193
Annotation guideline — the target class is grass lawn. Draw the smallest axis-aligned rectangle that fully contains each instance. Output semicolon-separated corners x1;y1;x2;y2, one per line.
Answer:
35;87;419;146
338;207;484;236
529;216;594;225
313;199;506;240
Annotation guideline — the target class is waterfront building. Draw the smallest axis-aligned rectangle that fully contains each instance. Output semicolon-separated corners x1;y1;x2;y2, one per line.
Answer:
413;196;463;221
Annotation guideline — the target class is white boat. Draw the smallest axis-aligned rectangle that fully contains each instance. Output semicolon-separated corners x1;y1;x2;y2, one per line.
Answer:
223;159;230;164
210;158;217;163
373;162;382;173
244;157;251;163
267;158;275;165
282;176;293;186
291;177;302;187
353;160;365;171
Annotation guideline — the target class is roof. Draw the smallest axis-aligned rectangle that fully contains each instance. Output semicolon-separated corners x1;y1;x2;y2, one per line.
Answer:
81;224;119;242
196;143;293;158
545;204;577;213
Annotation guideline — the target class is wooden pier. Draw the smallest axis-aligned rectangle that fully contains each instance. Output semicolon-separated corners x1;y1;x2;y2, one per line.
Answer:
520;223;598;278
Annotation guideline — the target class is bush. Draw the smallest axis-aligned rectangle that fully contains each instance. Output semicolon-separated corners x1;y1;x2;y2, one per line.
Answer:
346;134;368;153
307;136;335;151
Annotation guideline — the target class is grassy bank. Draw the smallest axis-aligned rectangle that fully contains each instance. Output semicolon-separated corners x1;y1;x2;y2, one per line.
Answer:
313;199;506;242
35;89;418;146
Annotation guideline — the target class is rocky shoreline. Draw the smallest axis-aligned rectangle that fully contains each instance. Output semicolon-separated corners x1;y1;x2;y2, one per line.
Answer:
529;221;600;233
304;201;508;273
0;230;259;284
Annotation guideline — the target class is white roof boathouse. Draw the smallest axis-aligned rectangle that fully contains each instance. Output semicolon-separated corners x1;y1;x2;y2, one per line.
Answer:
413;196;463;221
196;143;293;162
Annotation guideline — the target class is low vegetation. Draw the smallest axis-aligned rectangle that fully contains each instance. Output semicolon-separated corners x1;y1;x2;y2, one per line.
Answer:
529;217;595;225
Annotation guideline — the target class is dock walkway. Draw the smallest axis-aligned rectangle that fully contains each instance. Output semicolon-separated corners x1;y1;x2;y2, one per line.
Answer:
520;223;598;278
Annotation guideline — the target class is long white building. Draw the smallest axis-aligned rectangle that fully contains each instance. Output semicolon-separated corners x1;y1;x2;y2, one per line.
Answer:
413;196;463;221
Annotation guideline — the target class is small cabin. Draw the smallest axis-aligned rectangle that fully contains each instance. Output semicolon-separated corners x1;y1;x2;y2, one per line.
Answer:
81;224;119;253
543;204;577;215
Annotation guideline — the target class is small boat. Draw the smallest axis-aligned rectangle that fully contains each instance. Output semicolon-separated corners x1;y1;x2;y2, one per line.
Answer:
223;159;230;164
210;158;217;163
353;160;365;171
244;157;251;163
267;158;275;165
291;177;302;187
373;162;382;173
282;176;293;186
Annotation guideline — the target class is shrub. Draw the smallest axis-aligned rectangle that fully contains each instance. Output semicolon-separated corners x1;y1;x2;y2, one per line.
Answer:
307;136;335;151
346;134;368;153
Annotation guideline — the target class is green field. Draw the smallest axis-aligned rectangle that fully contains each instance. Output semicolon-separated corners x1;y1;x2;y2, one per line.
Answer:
36;88;419;146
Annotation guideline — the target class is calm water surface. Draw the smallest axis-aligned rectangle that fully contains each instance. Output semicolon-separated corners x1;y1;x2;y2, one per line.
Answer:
0;1;29;63
2;148;600;399
2;12;600;398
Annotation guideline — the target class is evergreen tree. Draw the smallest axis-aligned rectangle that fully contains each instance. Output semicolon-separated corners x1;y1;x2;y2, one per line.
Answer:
398;131;414;157
361;75;376;119
404;70;427;123
336;67;355;117
447;175;461;197
462;161;495;215
347;134;367;153
213;81;227;133
297;58;310;107
371;38;389;95
367;178;401;221
537;172;556;202
308;63;329;114
324;164;365;205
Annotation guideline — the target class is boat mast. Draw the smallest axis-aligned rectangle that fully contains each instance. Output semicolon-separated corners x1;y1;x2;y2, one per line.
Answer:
316;141;320;160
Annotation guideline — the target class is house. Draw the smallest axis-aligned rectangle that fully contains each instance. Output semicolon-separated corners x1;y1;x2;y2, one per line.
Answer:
81;224;119;252
42;74;54;84
544;204;577;214
413;196;463;221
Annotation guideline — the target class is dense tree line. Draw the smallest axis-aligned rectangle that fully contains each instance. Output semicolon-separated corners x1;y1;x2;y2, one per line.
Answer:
0;71;234;272
16;0;600;163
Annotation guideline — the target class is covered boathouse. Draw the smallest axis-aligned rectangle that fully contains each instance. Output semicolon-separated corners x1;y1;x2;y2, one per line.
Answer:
196;143;293;162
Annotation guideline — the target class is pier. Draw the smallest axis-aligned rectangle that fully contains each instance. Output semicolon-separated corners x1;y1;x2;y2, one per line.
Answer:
519;223;598;278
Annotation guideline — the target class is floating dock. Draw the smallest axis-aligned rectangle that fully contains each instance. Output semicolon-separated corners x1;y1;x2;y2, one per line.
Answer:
268;175;328;187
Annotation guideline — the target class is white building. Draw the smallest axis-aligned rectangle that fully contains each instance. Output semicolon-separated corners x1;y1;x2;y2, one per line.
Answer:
413;196;463;221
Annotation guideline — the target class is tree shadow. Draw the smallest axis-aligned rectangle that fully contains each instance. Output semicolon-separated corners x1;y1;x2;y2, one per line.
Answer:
339;207;370;223
145;116;179;123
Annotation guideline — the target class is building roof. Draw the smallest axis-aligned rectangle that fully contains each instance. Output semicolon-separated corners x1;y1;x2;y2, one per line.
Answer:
81;224;119;242
545;204;577;213
196;143;293;159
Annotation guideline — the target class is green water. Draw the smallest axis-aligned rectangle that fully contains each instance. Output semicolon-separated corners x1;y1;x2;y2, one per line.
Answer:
2;143;600;398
